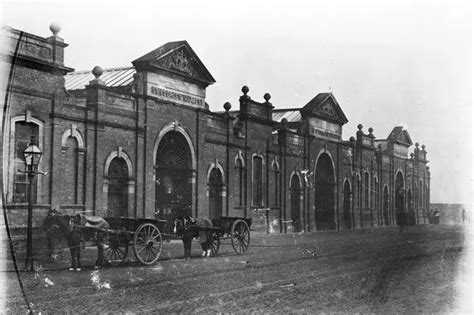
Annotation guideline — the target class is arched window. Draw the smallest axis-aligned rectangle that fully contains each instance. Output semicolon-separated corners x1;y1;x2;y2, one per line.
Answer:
414;183;418;210
60;125;85;207
272;161;280;208
104;148;134;218
235;157;244;206
343;179;352;229
252;155;264;207
13;121;39;203
357;174;362;208
383;185;390;225
209;167;224;219
364;172;370;208
419;180;423;210
373;176;379;209
290;174;301;231
61;136;78;204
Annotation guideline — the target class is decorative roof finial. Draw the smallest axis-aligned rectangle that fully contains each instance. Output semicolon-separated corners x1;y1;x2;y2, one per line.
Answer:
92;66;103;79
223;102;231;112
49;22;61;36
357;124;363;131
241;86;249;95
264;93;271;102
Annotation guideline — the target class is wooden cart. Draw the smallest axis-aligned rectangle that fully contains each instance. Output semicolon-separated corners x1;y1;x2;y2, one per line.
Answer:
102;217;167;266
201;216;252;256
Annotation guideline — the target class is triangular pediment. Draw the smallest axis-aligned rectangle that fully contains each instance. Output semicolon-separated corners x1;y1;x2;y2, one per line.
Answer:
301;93;348;125
132;41;215;87
387;127;413;146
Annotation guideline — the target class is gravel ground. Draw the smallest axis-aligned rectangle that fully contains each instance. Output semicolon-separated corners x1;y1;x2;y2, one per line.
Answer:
2;224;472;314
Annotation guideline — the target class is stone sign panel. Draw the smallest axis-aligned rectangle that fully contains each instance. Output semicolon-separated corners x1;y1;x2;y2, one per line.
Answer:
146;72;206;108
308;117;341;141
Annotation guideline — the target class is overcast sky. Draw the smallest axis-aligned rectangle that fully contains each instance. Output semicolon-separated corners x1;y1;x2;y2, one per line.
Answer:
1;0;472;204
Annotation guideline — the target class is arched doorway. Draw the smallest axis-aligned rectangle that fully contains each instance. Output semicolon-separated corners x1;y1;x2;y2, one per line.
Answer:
290;174;301;232
108;157;129;217
155;131;193;227
383;186;389;226
208;168;224;219
343;180;352;229
395;171;405;227
314;153;335;230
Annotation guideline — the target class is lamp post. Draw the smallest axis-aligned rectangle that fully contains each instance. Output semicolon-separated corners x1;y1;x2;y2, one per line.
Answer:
23;136;43;271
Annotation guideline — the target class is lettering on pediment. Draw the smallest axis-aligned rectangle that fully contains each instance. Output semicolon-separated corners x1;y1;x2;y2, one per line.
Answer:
393;143;408;158
313;101;337;119
155;48;200;79
308;117;342;141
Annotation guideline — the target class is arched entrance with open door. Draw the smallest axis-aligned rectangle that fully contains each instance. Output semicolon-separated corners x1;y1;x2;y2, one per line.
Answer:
155;130;193;228
107;157;129;217
314;152;335;230
290;173;301;232
383;186;389;226
208;167;224;220
395;171;405;227
343;179;352;229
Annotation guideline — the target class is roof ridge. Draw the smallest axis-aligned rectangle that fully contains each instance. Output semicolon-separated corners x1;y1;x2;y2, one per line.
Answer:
272;108;301;112
66;66;135;75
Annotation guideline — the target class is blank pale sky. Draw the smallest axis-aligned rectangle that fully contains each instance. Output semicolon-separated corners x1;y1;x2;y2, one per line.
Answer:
1;0;472;204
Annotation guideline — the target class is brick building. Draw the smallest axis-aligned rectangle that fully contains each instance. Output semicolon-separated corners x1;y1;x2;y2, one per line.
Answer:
2;24;431;234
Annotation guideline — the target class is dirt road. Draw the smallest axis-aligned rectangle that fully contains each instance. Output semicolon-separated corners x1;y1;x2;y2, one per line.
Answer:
3;224;471;313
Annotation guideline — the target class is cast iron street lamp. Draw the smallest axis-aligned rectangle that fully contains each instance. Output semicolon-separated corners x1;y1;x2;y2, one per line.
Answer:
23;136;43;271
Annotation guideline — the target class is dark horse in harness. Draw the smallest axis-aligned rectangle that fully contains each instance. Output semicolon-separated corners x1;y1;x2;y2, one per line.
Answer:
43;209;110;270
173;216;214;259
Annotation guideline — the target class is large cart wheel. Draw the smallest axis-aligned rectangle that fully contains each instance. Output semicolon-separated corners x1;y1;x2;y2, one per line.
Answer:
209;231;220;256
231;219;250;254
133;223;162;265
104;233;129;266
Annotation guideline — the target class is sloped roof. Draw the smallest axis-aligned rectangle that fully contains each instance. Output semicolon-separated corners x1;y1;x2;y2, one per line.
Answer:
387;126;413;146
301;92;348;124
65;67;135;90
132;40;215;85
272;109;301;122
305;92;332;108
133;41;187;64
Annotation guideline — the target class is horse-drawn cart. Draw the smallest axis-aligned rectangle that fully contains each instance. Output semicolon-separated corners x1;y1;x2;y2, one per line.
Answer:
102;217;167;266
103;216;251;264
198;216;252;257
45;210;252;268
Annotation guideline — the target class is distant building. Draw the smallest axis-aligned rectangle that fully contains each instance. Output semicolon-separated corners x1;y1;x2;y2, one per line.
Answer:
2;24;431;233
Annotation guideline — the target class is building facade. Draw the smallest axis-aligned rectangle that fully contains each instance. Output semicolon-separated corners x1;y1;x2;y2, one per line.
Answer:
2;25;431;234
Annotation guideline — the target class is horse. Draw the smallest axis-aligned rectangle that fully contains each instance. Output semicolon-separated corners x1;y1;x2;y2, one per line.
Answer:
43;209;110;270
172;216;214;259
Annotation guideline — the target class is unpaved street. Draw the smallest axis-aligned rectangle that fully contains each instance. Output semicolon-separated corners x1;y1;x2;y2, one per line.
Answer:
4;224;471;313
